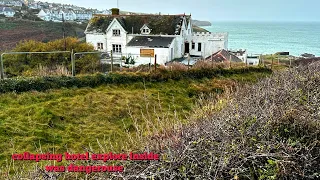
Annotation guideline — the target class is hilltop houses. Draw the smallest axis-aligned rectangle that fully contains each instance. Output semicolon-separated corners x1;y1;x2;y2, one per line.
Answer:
0;0;23;7
85;8;228;65
0;7;15;17
37;8;99;22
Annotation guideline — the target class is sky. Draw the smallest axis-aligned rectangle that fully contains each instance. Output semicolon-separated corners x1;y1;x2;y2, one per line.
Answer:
39;0;320;22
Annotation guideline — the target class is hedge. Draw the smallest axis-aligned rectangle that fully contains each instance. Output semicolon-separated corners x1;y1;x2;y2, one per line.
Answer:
0;67;272;93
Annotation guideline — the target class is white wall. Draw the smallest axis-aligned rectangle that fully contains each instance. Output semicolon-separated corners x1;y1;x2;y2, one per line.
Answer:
105;19;127;54
126;47;171;66
246;57;259;66
190;32;228;58
86;34;107;51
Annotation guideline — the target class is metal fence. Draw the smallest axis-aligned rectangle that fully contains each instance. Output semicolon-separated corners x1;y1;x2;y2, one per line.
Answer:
0;50;157;79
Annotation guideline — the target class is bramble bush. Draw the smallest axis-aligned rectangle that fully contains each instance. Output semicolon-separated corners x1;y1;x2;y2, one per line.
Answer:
113;62;320;179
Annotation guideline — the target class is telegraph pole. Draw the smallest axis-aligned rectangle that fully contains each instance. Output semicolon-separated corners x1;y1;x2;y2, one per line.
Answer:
62;13;66;51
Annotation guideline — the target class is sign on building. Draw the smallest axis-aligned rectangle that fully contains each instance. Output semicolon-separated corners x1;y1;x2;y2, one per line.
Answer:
140;49;154;57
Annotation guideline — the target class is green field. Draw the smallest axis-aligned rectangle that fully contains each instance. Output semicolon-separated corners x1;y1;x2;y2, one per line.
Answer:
0;71;270;167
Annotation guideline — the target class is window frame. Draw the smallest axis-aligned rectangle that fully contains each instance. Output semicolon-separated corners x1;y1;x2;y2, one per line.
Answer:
192;42;195;50
198;43;202;52
112;29;121;36
97;43;104;50
112;44;122;53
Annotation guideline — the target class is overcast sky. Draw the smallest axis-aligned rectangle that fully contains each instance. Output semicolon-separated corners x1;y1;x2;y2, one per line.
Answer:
39;0;320;22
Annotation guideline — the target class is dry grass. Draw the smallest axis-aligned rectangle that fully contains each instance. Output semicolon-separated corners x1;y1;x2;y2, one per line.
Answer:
22;64;71;77
0;69;272;179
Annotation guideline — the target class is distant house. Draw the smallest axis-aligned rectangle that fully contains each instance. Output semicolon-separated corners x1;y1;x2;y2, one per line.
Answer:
0;7;15;17
60;9;76;21
74;10;93;20
85;8;228;65
37;9;51;21
205;49;242;63
1;0;23;7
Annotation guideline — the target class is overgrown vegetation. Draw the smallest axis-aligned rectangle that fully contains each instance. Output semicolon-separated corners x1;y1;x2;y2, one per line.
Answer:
3;37;99;77
112;62;319;179
0;66;271;93
0;69;270;176
14;62;319;179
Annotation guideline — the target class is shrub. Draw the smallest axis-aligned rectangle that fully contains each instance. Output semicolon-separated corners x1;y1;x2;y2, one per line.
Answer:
111;62;320;179
0;67;271;93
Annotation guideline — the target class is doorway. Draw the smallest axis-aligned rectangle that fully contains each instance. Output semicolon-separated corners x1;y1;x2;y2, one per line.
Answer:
184;42;190;54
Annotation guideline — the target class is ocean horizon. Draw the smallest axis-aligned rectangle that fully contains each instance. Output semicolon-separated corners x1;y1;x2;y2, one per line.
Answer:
203;21;320;56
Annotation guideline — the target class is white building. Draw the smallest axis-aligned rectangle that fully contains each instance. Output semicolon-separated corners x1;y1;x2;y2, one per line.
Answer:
37;9;51;21
0;0;23;7
0;7;15;17
38;8;94;21
74;10;93;20
85;8;228;65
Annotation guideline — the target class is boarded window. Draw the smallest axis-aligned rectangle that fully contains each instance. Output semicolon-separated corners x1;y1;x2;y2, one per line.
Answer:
140;49;154;57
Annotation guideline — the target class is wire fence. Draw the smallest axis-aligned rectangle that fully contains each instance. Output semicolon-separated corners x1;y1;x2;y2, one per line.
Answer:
0;50;276;79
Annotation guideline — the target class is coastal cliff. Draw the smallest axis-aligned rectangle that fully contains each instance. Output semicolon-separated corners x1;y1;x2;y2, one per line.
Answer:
192;20;212;26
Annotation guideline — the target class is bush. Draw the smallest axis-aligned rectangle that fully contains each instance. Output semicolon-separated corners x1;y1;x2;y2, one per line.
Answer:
112;62;320;179
0;67;271;93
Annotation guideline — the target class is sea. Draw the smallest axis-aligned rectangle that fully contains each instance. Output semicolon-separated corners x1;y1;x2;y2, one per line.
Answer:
202;21;320;56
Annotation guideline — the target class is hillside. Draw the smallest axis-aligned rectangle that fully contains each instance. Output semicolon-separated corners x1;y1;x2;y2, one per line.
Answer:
0;20;87;52
0;67;271;172
192;19;212;26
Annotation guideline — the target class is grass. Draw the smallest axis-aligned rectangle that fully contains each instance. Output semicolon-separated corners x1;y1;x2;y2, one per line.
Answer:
0;71;270;169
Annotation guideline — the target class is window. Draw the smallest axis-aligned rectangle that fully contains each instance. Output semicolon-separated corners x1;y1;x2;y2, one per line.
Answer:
97;43;103;50
112;44;122;53
113;29;120;36
198;43;202;52
192;43;195;50
141;28;150;34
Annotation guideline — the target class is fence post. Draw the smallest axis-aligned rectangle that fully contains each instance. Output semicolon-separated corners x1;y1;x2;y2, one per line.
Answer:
187;53;190;70
0;54;4;79
154;54;157;72
271;55;274;70
149;54;152;72
110;50;113;72
229;54;232;69
71;49;75;76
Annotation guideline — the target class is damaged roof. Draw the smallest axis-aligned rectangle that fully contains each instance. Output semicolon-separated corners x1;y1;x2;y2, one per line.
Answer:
86;14;190;35
206;49;243;62
127;36;175;48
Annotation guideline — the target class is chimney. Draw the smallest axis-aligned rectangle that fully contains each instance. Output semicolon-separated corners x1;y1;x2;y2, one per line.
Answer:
111;8;119;15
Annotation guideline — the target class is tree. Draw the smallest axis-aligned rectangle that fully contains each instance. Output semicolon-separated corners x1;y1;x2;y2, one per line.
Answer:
4;37;99;76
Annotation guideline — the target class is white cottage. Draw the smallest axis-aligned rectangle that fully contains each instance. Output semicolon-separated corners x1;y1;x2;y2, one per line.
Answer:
85;8;228;65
